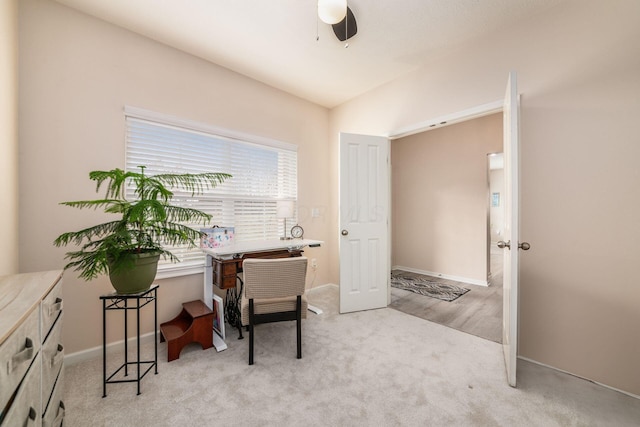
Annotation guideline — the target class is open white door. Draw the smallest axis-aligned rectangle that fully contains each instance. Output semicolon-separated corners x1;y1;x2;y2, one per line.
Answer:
339;132;390;313
501;71;521;387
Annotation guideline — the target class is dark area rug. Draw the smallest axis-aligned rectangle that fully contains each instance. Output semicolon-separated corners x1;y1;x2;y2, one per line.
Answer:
391;271;470;302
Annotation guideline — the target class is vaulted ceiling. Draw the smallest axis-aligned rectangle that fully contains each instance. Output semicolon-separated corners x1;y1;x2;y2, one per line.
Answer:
54;0;566;108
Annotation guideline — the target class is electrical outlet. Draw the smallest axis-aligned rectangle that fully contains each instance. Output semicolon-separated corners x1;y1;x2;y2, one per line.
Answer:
311;258;318;269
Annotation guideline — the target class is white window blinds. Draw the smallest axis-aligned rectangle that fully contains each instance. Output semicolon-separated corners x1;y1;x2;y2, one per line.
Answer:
124;108;297;276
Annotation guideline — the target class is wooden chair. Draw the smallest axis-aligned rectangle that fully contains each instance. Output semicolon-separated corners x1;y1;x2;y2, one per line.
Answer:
240;257;308;365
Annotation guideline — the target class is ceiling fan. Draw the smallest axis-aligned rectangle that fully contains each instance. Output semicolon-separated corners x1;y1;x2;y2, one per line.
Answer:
318;0;358;43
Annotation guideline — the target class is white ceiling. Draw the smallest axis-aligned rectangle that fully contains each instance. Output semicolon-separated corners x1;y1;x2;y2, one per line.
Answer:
54;0;565;108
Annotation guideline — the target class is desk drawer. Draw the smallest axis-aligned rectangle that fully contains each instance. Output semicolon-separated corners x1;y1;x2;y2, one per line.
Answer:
214;261;239;290
1;352;41;426
0;307;40;410
41;279;63;341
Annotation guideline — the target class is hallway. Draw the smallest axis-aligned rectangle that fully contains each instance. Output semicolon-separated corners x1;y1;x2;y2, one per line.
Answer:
390;247;503;343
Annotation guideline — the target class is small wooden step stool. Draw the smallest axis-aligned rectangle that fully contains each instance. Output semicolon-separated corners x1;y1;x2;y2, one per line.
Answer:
160;300;213;362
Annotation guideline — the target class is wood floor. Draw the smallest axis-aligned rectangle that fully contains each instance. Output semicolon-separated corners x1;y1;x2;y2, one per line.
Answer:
389;249;503;343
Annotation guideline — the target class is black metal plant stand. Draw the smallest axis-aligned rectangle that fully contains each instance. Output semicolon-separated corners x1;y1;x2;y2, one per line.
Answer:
101;285;158;397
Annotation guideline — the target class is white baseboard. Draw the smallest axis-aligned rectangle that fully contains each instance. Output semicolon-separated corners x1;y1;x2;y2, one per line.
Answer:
307;283;338;314
518;356;640;400
64;331;159;366
308;283;338;291
392;266;488;287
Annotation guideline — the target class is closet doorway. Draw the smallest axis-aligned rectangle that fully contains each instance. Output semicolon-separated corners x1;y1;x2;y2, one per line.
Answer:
389;113;504;343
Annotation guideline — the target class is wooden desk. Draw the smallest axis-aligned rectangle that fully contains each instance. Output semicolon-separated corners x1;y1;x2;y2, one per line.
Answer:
202;239;322;345
209;248;302;290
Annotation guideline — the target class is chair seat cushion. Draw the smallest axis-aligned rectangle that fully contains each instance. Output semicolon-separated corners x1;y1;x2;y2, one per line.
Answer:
241;293;307;326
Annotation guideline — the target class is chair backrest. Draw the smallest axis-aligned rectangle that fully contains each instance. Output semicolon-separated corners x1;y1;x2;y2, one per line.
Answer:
243;257;308;300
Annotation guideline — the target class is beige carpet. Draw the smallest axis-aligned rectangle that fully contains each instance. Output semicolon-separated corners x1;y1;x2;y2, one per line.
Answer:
64;285;639;426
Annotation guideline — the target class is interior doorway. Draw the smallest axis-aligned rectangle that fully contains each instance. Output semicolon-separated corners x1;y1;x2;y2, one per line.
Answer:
388;113;504;343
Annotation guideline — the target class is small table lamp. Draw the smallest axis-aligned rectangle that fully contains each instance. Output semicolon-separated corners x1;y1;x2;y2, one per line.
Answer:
276;200;295;240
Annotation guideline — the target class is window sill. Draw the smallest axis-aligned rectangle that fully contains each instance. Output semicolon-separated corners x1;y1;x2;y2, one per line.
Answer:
156;264;205;280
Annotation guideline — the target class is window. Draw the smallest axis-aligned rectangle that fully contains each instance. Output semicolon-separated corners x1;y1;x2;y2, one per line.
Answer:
124;107;297;277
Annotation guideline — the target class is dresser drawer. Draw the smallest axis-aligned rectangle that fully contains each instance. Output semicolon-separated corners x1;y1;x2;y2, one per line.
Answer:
43;369;65;427
1;352;41;426
42;314;64;406
41;279;63;341
0;307;40;410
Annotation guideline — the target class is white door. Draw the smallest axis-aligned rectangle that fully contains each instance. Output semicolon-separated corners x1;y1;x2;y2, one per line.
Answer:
339;132;390;313
501;71;521;387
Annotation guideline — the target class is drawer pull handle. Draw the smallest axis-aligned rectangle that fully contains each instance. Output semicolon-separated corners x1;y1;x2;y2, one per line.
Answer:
47;297;63;316
27;406;37;425
8;337;34;373
43;401;65;427
54;401;66;426
51;344;64;367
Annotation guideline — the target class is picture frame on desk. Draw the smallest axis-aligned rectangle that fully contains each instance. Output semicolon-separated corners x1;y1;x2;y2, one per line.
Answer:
212;294;226;340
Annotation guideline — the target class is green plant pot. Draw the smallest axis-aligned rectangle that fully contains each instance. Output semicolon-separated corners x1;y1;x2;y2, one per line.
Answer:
108;252;161;294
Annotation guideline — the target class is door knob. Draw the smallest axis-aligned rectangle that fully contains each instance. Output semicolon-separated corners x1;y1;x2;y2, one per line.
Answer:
518;242;531;251
341;229;349;236
497;240;510;249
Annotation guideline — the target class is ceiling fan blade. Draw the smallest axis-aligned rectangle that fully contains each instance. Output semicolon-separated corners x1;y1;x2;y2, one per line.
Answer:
332;7;357;42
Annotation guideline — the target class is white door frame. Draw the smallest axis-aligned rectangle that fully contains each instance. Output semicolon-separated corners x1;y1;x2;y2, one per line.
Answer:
388;100;504;140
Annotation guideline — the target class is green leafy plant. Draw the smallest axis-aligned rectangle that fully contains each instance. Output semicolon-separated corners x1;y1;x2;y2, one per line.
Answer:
54;166;231;281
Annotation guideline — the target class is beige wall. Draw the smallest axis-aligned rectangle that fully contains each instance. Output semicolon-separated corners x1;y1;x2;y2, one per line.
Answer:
391;114;502;283
0;0;18;276
330;0;640;395
18;0;331;354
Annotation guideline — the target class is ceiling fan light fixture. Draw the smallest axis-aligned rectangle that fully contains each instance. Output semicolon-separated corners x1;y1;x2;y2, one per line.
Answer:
318;0;347;25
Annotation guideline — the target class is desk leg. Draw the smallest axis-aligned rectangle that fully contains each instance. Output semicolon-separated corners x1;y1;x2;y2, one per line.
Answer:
236;277;244;339
224;277;244;340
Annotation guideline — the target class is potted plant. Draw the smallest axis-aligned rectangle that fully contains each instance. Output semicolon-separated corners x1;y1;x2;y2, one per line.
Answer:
54;166;231;294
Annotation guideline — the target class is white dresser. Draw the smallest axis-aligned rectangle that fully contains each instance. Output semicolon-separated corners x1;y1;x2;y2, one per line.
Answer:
0;271;65;427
